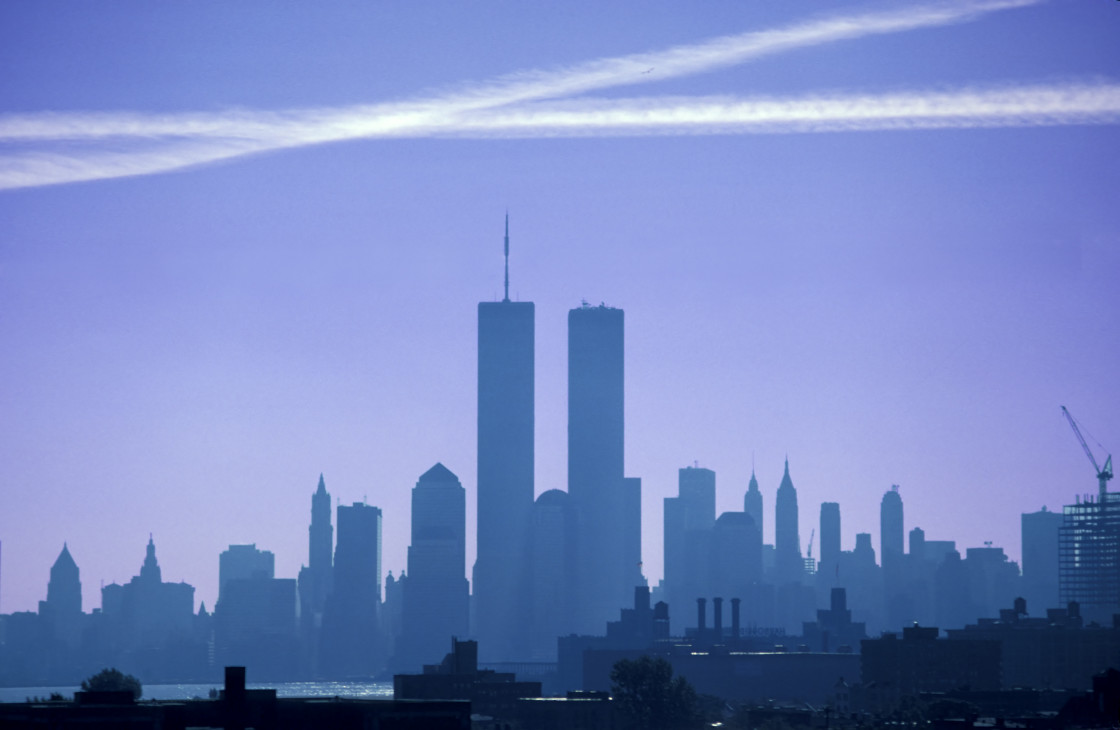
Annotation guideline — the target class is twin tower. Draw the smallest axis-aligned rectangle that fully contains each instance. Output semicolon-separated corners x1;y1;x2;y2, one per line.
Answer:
474;218;642;662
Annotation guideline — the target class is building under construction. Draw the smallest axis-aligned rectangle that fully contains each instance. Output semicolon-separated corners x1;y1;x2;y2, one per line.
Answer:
1059;492;1120;623
1058;406;1117;624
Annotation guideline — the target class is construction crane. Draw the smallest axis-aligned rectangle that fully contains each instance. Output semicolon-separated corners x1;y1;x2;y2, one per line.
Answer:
1061;405;1113;499
807;528;815;560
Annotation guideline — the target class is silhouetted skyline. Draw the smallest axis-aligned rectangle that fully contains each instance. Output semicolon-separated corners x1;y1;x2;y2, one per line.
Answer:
1;1;1118;615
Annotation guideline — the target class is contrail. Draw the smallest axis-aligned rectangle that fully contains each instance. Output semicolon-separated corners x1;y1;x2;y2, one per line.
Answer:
0;0;1060;190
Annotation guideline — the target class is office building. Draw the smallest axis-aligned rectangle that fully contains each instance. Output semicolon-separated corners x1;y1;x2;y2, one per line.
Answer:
568;301;640;633
774;459;802;584
401;463;469;670
1021;507;1062;613
474;217;535;661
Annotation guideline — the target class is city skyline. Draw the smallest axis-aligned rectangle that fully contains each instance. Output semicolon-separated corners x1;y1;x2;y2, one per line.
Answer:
2;0;1118;614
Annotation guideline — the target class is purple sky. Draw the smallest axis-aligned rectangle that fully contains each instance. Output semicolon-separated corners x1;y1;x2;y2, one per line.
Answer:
1;0;1118;615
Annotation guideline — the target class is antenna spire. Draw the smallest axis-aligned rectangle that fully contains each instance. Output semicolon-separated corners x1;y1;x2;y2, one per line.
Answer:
503;212;510;302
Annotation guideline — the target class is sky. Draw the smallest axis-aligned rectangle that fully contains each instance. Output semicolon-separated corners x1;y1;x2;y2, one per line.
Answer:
1;0;1118;616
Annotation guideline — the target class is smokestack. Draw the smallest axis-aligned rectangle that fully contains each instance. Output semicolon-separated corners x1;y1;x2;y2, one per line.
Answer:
697;597;707;634
713;597;723;639
731;598;741;640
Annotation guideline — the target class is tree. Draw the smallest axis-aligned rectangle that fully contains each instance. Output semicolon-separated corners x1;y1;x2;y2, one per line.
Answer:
610;656;700;730
81;667;142;700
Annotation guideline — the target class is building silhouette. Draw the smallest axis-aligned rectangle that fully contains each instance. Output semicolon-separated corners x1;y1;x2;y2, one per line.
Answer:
218;544;274;606
744;469;763;544
1020;506;1062;614
774;459;802;585
400;463;469;670
322;502;383;677
819;502;841;579
298;475;333;626
880;486;907;628
528;489;574;661
1060;491;1120;624
663;465;716;633
474;216;535;662
568;301;642;634
45;543;81;616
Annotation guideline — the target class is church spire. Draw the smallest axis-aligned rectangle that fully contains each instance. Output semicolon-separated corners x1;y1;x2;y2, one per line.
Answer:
141;535;161;583
503;212;510;302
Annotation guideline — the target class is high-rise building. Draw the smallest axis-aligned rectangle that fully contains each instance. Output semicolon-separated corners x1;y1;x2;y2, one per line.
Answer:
569;302;641;633
774;459;802;584
218;544;274;606
880;486;904;572
474;217;535;662
323;502;383;676
529;489;574;661
298;474;333;658
744;470;763;545
664;466;716;631
400;463;469;670
1059;492;1120;624
45;543;81;616
820;502;841;577
1021;507;1062;612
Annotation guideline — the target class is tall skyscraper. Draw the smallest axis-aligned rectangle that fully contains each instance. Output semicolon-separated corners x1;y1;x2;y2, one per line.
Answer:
474;216;535;662
1021;507;1062;612
568;301;640;633
774;459;802;583
45;543;81;616
323;502;383;676
664;466;716;632
744;469;763;545
820;502;841;577
401;463;469;669
880;486;905;573
299;474;333;642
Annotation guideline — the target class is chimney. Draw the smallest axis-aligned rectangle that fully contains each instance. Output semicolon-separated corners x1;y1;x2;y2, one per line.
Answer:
713;597;724;639
731;598;741;639
697;597;707;634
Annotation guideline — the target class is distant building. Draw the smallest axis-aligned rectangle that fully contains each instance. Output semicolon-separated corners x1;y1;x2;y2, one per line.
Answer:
399;463;469;671
819;502;841;578
802;587;866;653
218;544;274;606
568;302;642;634
663;465;716;633
1021;507;1062;614
773;459;802;585
744;469;764;545
474;219;535;663
322;502;383;677
1059;492;1120;624
529;489;575;661
298;475;333;630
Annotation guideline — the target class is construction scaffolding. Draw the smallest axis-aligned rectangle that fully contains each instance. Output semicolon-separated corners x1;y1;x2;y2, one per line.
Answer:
1059;492;1120;618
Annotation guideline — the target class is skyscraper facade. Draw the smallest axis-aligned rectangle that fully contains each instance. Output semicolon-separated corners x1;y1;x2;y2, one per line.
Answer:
664;466;716;632
568;302;640;633
1021;507;1062;612
45;544;81;616
298;474;333;657
820;502;841;577
474;218;535;662
774;459;802;584
880;486;905;573
744;470;763;545
401;463;469;669
323;502;383;676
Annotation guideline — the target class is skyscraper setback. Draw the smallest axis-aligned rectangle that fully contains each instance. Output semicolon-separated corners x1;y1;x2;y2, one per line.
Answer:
474;216;535;662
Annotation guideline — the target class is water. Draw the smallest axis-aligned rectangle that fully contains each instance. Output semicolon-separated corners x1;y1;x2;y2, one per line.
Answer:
0;680;393;704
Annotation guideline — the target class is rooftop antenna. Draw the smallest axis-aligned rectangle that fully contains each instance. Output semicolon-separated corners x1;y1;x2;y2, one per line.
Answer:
503;212;510;303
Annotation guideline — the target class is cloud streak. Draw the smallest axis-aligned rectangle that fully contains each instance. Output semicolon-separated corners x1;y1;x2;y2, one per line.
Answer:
2;0;1092;191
